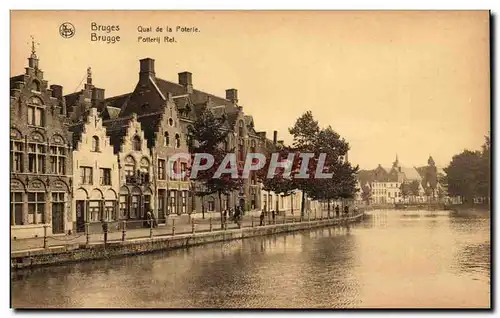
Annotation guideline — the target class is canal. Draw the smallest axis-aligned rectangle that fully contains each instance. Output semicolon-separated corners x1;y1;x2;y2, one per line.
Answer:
11;209;490;308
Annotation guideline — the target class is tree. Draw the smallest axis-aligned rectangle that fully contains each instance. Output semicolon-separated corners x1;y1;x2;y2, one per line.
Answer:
443;149;486;204
187;108;242;225
288;112;358;215
400;182;410;203
256;142;296;214
409;180;421;203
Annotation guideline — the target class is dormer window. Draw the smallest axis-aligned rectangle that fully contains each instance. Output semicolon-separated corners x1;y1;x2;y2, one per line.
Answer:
133;135;141;151
91;136;100;152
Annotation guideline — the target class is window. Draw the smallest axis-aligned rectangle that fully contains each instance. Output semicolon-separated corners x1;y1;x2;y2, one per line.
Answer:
28;143;46;174
238;139;244;162
28;192;45;224
49;146;66;175
168;118;173;126
131;195;140;218
175;134;181;148
169;191;176;214
181;162;188;181
119;195;128;219
132;135;141;151
124;156;135;177
80;166;93;185
92;136;100;152
88;201;101;222
27;97;45;127
100;168;111;185
250;140;256;153
10;141;24;173
181;191;187;213
104;201;116;221
140;158;149;172
164;132;169;147
158;159;166;180
11;192;23;226
238;120;244;136
207;198;215;212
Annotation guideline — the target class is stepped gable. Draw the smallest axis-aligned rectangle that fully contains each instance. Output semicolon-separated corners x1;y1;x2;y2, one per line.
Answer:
102;116;134;153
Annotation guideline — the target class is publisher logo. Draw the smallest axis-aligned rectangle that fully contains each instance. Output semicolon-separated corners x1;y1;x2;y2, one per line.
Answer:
59;22;75;39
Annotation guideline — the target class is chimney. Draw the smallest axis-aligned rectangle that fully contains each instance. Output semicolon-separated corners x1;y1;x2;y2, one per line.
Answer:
226;88;238;104
92;87;105;106
178;71;193;94
50;84;63;100
273;130;278;145
139;58;155;83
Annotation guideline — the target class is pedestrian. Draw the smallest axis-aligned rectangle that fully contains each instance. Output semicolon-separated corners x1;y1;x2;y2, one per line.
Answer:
146;210;153;227
271;210;276;223
344;205;349;216
223;209;228;223
335;205;340;217
260;210;265;226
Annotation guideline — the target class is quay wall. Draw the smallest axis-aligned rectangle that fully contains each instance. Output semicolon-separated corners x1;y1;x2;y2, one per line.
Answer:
11;213;364;270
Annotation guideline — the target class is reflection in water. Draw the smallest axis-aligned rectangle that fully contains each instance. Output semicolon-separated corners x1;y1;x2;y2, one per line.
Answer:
11;210;490;308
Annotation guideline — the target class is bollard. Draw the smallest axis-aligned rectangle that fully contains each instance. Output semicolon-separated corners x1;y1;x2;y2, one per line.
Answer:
209;217;213;232
172;219;176;236
252;216;254;228
191;220;196;234
122;221;127;242
43;224;48;249
85;223;90;244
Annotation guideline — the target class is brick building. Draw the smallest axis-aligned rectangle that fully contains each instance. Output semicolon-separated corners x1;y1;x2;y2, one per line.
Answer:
10;45;73;238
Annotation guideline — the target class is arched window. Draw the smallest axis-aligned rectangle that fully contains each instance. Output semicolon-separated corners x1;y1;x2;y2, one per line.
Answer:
132;135;141;151
140;158;150;172
124;156;135;177
176;134;181;148
164;132;169;147
27;97;45;127
31;81;41;92
91;136;100;152
250;139;256;153
238;120;244;136
169;118;173;126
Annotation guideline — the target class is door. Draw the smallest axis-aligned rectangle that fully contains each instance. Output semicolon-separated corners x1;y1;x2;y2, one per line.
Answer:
52;202;65;234
76;200;85;233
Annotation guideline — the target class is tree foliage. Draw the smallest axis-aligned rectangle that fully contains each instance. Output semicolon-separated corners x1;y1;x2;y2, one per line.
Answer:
187;108;242;219
443;135;490;203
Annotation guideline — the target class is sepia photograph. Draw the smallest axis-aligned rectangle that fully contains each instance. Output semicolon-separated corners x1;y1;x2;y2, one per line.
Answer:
9;10;491;309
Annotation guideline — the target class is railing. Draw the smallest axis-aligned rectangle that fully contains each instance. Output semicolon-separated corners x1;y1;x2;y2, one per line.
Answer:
11;209;364;252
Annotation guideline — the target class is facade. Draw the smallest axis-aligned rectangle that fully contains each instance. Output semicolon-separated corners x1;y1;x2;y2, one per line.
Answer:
70;108;120;233
10;46;73;239
9;51;328;238
103;114;155;227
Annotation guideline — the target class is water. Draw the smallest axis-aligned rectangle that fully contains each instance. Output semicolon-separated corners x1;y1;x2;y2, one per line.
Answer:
11;209;491;308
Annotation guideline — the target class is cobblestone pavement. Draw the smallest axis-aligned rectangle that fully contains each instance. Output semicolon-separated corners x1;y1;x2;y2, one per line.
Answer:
11;212;347;252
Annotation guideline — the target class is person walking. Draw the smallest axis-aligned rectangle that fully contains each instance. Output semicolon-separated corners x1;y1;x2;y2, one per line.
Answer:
335;205;340;218
101;218;109;245
271;210;276;224
260;210;265;226
344;205;349;217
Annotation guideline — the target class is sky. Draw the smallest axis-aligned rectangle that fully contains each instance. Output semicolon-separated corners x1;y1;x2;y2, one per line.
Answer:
10;11;490;169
